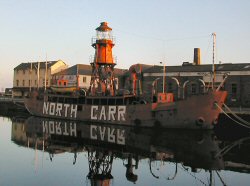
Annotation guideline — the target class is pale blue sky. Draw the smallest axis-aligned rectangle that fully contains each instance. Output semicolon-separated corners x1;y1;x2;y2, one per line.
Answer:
0;0;250;88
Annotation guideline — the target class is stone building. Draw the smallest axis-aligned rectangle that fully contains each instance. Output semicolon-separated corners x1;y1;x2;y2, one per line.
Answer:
13;60;68;97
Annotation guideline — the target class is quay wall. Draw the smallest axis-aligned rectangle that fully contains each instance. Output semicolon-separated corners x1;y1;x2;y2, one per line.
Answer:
0;97;26;113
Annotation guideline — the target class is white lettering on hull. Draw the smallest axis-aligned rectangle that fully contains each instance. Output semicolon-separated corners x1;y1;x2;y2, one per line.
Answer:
43;102;126;121
109;106;116;121
49;103;56;115
56;103;62;116
43;102;77;118
64;104;70;117
90;105;126;121
43;102;49;115
70;105;77;118
90;125;125;145
91;106;98;120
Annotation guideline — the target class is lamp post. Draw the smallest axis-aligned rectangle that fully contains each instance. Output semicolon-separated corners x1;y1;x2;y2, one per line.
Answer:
160;62;165;93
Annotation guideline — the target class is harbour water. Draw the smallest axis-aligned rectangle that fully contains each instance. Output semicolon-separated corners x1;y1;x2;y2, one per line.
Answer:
0;112;250;186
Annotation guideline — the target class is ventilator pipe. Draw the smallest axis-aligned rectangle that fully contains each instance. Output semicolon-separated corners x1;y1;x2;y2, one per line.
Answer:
129;64;142;95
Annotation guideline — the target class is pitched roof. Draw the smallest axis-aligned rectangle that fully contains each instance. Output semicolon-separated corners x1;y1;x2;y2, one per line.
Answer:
120;64;153;77
14;61;61;70
53;64;92;76
114;68;128;76
143;63;250;73
54;64;128;76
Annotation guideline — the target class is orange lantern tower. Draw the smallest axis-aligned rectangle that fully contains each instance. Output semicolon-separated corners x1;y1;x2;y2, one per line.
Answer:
89;22;116;96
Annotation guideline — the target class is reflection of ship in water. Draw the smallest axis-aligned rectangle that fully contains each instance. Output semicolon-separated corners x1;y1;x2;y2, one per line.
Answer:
11;116;250;185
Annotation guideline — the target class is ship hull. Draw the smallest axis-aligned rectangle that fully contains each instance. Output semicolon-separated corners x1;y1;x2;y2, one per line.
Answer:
24;91;227;129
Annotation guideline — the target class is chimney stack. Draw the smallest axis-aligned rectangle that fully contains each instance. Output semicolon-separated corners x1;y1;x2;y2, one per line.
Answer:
193;48;201;65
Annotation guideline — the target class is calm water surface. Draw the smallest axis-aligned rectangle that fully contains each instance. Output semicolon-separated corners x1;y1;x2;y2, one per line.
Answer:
0;114;250;186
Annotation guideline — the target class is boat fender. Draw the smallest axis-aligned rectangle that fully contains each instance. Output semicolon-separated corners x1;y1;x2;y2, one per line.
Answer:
196;117;205;126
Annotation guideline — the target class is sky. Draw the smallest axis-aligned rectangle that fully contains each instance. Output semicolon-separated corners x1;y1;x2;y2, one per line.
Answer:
0;0;250;89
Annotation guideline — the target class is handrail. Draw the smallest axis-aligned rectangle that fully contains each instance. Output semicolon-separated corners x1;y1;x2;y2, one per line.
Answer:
91;36;116;45
0;97;24;102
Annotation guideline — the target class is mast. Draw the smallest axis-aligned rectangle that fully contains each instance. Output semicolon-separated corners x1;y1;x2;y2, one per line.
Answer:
37;61;40;90
29;62;32;92
160;62;166;93
212;33;216;90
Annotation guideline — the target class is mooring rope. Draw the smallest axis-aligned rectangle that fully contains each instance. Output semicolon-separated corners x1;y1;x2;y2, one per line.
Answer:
214;103;250;129
178;164;208;186
214;136;250;158
215;171;227;186
222;103;250;126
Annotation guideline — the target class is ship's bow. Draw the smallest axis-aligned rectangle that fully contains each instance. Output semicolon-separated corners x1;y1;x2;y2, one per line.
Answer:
193;90;227;129
173;90;227;129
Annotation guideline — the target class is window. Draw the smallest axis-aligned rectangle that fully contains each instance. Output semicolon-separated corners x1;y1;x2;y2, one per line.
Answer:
83;76;87;83
191;83;196;94
23;70;25;75
64;81;67;86
42;79;49;86
23;80;25;86
231;83;237;95
168;82;173;92
35;80;37;85
16;80;19;87
29;80;31;86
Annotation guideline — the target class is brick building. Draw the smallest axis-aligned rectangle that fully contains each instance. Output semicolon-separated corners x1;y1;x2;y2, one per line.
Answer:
135;62;250;107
